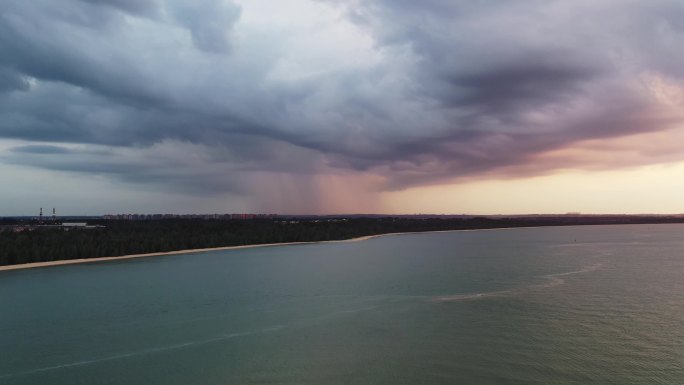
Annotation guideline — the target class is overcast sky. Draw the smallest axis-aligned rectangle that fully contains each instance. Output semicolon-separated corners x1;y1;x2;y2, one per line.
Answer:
1;0;684;215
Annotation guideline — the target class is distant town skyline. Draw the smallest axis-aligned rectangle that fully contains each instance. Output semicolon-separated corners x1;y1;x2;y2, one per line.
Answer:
1;1;684;215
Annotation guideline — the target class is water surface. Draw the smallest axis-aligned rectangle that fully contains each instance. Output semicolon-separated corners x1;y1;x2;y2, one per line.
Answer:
1;224;683;384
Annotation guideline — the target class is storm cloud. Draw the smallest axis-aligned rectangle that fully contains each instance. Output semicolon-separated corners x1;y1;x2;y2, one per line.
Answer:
1;0;684;211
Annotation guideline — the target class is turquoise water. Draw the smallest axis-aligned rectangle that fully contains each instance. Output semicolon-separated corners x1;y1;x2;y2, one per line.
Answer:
1;224;683;384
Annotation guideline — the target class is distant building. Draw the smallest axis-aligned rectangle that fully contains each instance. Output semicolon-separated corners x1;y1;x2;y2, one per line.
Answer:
102;213;278;220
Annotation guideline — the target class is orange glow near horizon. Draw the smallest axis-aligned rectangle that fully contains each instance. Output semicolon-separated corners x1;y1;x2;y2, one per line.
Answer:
382;161;684;215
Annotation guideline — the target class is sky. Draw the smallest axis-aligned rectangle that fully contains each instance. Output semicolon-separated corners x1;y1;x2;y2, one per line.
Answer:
1;0;684;215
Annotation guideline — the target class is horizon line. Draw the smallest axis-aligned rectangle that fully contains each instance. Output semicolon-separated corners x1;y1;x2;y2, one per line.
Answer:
4;212;684;218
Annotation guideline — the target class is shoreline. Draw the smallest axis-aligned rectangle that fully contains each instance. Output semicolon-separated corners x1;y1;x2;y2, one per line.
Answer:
0;233;388;272
0;223;663;272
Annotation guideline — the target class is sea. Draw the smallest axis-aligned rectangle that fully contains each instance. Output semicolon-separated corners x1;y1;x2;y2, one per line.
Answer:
1;224;683;384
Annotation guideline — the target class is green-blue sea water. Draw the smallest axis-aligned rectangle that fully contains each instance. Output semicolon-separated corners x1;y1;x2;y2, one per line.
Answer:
1;224;683;384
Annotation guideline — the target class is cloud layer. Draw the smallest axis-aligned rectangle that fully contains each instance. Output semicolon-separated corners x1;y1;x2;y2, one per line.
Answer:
1;0;683;211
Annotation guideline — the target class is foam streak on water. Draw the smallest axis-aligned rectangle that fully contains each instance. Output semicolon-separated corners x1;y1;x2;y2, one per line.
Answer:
0;325;285;380
432;261;606;302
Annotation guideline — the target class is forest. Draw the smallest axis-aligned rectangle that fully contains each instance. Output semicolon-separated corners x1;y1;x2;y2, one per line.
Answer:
2;215;684;266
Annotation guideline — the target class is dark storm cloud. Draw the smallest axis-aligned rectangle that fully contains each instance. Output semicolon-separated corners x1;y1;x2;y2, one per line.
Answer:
1;0;683;198
443;58;598;113
0;18;164;108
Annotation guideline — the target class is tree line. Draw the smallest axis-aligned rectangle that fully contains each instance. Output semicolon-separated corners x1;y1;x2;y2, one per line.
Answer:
2;216;684;266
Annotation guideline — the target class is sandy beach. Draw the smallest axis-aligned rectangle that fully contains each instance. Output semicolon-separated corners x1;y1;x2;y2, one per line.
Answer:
0;234;385;272
0;226;547;272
